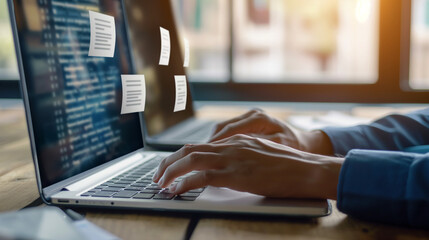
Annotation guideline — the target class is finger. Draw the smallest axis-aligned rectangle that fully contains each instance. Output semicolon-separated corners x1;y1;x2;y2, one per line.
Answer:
171;170;228;195
211;109;262;137
153;144;220;182
248;133;284;144
210;133;253;145
210;115;263;142
158;152;224;188
249;132;300;149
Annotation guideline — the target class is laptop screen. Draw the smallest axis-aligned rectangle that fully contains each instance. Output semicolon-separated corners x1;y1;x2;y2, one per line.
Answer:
10;0;143;188
124;0;194;138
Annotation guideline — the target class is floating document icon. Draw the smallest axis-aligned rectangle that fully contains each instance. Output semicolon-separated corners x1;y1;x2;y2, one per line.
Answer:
159;27;171;66
121;75;146;115
88;11;116;58
174;75;187;112
183;38;190;68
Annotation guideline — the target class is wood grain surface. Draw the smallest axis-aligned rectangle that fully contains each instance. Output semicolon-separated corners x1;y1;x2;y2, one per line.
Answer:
191;202;429;240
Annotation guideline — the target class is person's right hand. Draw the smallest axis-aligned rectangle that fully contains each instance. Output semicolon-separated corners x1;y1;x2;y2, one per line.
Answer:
153;134;343;199
210;109;334;155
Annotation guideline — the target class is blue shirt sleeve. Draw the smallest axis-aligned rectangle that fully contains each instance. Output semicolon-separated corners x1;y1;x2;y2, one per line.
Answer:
337;150;429;228
323;108;429;156
321;108;429;227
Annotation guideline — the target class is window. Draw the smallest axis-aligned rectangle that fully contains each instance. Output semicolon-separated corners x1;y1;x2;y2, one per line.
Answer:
0;0;18;81
233;0;379;83
171;0;230;82
172;0;379;84
409;0;429;89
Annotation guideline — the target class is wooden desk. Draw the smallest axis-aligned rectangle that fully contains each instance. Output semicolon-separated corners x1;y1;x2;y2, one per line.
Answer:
1;103;428;240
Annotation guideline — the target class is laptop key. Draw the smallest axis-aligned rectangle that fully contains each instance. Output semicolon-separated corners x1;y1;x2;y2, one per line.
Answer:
101;187;122;192
161;189;174;194
179;192;200;198
127;174;143;177
112;190;139;198
153;192;175;200
131;184;147;187
174;196;198;201
140;189;160;194
133;193;154;199
92;191;115;197
121;178;139;181
81;191;95;197
188;188;204;193
109;184;129;188
137;181;152;185
124;187;142;191
115;181;134;185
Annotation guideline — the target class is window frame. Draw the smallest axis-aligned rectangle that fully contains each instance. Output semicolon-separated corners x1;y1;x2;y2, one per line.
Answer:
399;0;429;93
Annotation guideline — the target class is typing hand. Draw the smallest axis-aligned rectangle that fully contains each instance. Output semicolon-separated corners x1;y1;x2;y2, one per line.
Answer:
209;109;303;149
153;134;343;199
210;109;334;155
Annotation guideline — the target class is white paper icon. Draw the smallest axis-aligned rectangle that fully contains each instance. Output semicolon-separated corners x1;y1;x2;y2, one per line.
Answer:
121;75;146;115
174;75;187;112
159;27;171;66
88;11;116;58
183;38;190;68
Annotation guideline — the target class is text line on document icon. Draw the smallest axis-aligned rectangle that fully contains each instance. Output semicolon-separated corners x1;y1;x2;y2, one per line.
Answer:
121;75;146;115
89;11;116;58
159;27;171;66
174;75;187;112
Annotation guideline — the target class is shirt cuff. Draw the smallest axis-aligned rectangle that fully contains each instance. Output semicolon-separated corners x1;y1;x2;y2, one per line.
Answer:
336;149;415;225
322;126;373;156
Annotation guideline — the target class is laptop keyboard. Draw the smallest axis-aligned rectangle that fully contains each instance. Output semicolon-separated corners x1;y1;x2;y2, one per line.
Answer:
80;156;205;201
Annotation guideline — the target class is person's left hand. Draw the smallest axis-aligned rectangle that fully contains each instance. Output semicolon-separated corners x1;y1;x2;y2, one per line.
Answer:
152;134;343;199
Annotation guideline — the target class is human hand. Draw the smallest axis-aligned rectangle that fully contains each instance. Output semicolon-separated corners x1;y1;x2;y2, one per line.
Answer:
210;109;334;155
153;134;343;199
210;109;302;147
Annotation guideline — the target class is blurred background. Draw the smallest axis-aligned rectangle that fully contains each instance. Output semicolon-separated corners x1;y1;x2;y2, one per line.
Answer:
0;0;18;81
410;0;429;89
172;0;379;84
1;0;429;100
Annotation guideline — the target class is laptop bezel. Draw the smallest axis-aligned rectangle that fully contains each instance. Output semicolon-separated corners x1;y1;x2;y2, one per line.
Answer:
7;0;147;203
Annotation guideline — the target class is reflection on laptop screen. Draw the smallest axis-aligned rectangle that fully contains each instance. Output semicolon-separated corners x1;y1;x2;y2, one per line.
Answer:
11;0;143;188
124;0;194;138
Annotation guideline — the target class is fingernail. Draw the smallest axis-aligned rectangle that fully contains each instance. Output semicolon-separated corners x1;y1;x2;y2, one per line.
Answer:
158;177;164;187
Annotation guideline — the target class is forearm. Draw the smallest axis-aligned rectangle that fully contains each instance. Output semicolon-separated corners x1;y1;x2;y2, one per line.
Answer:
323;108;429;155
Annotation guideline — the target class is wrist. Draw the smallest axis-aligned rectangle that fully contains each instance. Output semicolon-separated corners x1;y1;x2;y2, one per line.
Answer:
299;130;334;156
317;156;343;199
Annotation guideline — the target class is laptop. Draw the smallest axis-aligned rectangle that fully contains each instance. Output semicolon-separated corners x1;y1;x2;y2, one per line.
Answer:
126;0;216;151
9;0;330;217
